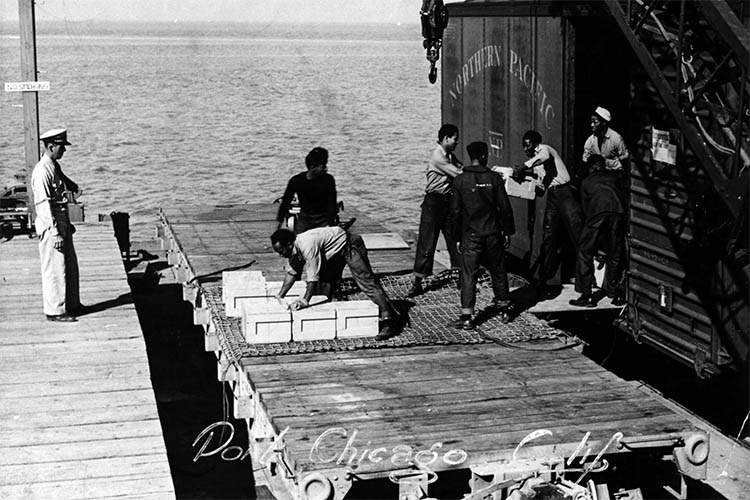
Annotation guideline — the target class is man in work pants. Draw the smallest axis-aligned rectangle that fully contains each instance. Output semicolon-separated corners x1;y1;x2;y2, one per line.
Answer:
271;226;398;340
570;155;627;307
517;130;582;298
407;123;463;297
448;141;515;330
31;128;81;322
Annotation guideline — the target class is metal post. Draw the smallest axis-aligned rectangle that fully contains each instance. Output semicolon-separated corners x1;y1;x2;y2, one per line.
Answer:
18;0;40;224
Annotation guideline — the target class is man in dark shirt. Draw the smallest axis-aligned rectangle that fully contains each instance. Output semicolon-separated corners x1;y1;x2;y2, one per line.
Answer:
448;141;515;329
570;154;627;307
276;147;337;234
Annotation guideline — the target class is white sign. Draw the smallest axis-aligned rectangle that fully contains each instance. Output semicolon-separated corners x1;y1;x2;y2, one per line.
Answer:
4;81;50;92
652;128;677;165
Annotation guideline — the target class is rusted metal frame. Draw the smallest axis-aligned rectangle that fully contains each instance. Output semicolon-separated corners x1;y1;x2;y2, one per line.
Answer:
463;475;534;500
632;0;661;34
732;65;746;177
697;0;750;74
602;0;740;217
627;0;632;24
675;0;686;101
683;50;733;114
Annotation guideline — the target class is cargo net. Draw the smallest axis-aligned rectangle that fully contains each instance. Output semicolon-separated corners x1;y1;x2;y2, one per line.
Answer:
202;269;567;361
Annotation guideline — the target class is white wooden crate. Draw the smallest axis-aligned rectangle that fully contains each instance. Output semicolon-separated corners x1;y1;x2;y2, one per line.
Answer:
334;300;379;338
292;296;336;341
241;297;292;343
223;270;266;317
266;280;307;299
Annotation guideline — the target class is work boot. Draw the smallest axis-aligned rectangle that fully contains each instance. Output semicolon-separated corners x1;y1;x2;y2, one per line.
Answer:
406;278;423;298
569;294;597;308
375;323;394;341
450;315;475;331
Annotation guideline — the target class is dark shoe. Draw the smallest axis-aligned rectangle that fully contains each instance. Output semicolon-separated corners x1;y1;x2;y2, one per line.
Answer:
569;295;597;308
375;324;394;341
406;280;423;298
46;314;77;322
499;302;518;324
450;316;475;330
492;298;511;309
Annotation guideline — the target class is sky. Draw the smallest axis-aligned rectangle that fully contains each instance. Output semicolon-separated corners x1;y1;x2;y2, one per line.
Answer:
0;0;434;24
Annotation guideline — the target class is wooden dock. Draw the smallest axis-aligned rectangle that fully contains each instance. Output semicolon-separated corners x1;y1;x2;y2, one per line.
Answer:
0;223;174;499
159;203;727;499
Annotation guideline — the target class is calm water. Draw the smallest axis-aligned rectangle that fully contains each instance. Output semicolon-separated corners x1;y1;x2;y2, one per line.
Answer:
0;21;440;234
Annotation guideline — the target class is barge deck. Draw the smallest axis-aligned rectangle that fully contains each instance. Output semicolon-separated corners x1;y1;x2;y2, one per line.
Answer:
157;203;742;499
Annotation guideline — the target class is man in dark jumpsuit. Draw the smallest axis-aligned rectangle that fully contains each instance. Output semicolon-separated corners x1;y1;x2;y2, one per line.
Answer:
570;154;627;307
448;141;515;330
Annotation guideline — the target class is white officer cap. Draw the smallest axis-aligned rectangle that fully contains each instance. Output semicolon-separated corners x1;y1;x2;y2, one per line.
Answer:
40;128;72;145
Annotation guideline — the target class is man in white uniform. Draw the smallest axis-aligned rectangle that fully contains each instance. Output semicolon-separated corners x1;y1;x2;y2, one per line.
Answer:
582;106;629;172
31;128;81;322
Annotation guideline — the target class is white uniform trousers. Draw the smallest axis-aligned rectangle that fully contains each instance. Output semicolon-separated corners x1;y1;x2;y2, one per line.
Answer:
38;225;80;316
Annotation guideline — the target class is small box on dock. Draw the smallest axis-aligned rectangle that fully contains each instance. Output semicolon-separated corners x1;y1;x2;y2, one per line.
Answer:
241;297;292;343
67;203;85;222
334;300;379;338
292;296;337;341
223;270;266;317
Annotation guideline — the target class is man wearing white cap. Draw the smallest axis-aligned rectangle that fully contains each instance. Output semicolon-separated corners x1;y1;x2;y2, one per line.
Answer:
31;128;81;322
582;107;629;172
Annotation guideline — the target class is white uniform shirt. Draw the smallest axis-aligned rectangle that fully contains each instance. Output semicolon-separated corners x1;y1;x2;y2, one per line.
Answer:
31;155;67;236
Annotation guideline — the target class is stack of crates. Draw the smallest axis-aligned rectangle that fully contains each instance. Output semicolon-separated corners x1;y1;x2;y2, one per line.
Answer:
222;270;379;343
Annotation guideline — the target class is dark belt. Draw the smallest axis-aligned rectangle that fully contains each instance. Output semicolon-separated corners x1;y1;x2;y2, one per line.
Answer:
548;183;570;192
425;191;452;198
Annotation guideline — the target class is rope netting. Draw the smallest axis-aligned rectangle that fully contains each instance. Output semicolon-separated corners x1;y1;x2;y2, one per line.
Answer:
202;269;569;363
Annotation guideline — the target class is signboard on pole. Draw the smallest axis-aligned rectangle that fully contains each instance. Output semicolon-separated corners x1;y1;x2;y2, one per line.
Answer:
4;81;50;92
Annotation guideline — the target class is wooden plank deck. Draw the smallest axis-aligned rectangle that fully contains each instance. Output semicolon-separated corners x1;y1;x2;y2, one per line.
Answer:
241;343;698;475
160;203;719;497
159;204;418;282
0;224;175;500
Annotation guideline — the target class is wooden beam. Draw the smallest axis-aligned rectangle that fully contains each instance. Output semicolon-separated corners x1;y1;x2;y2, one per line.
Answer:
18;0;39;222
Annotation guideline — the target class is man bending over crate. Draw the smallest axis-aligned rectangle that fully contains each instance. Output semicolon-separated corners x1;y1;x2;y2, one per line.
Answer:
270;227;397;340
